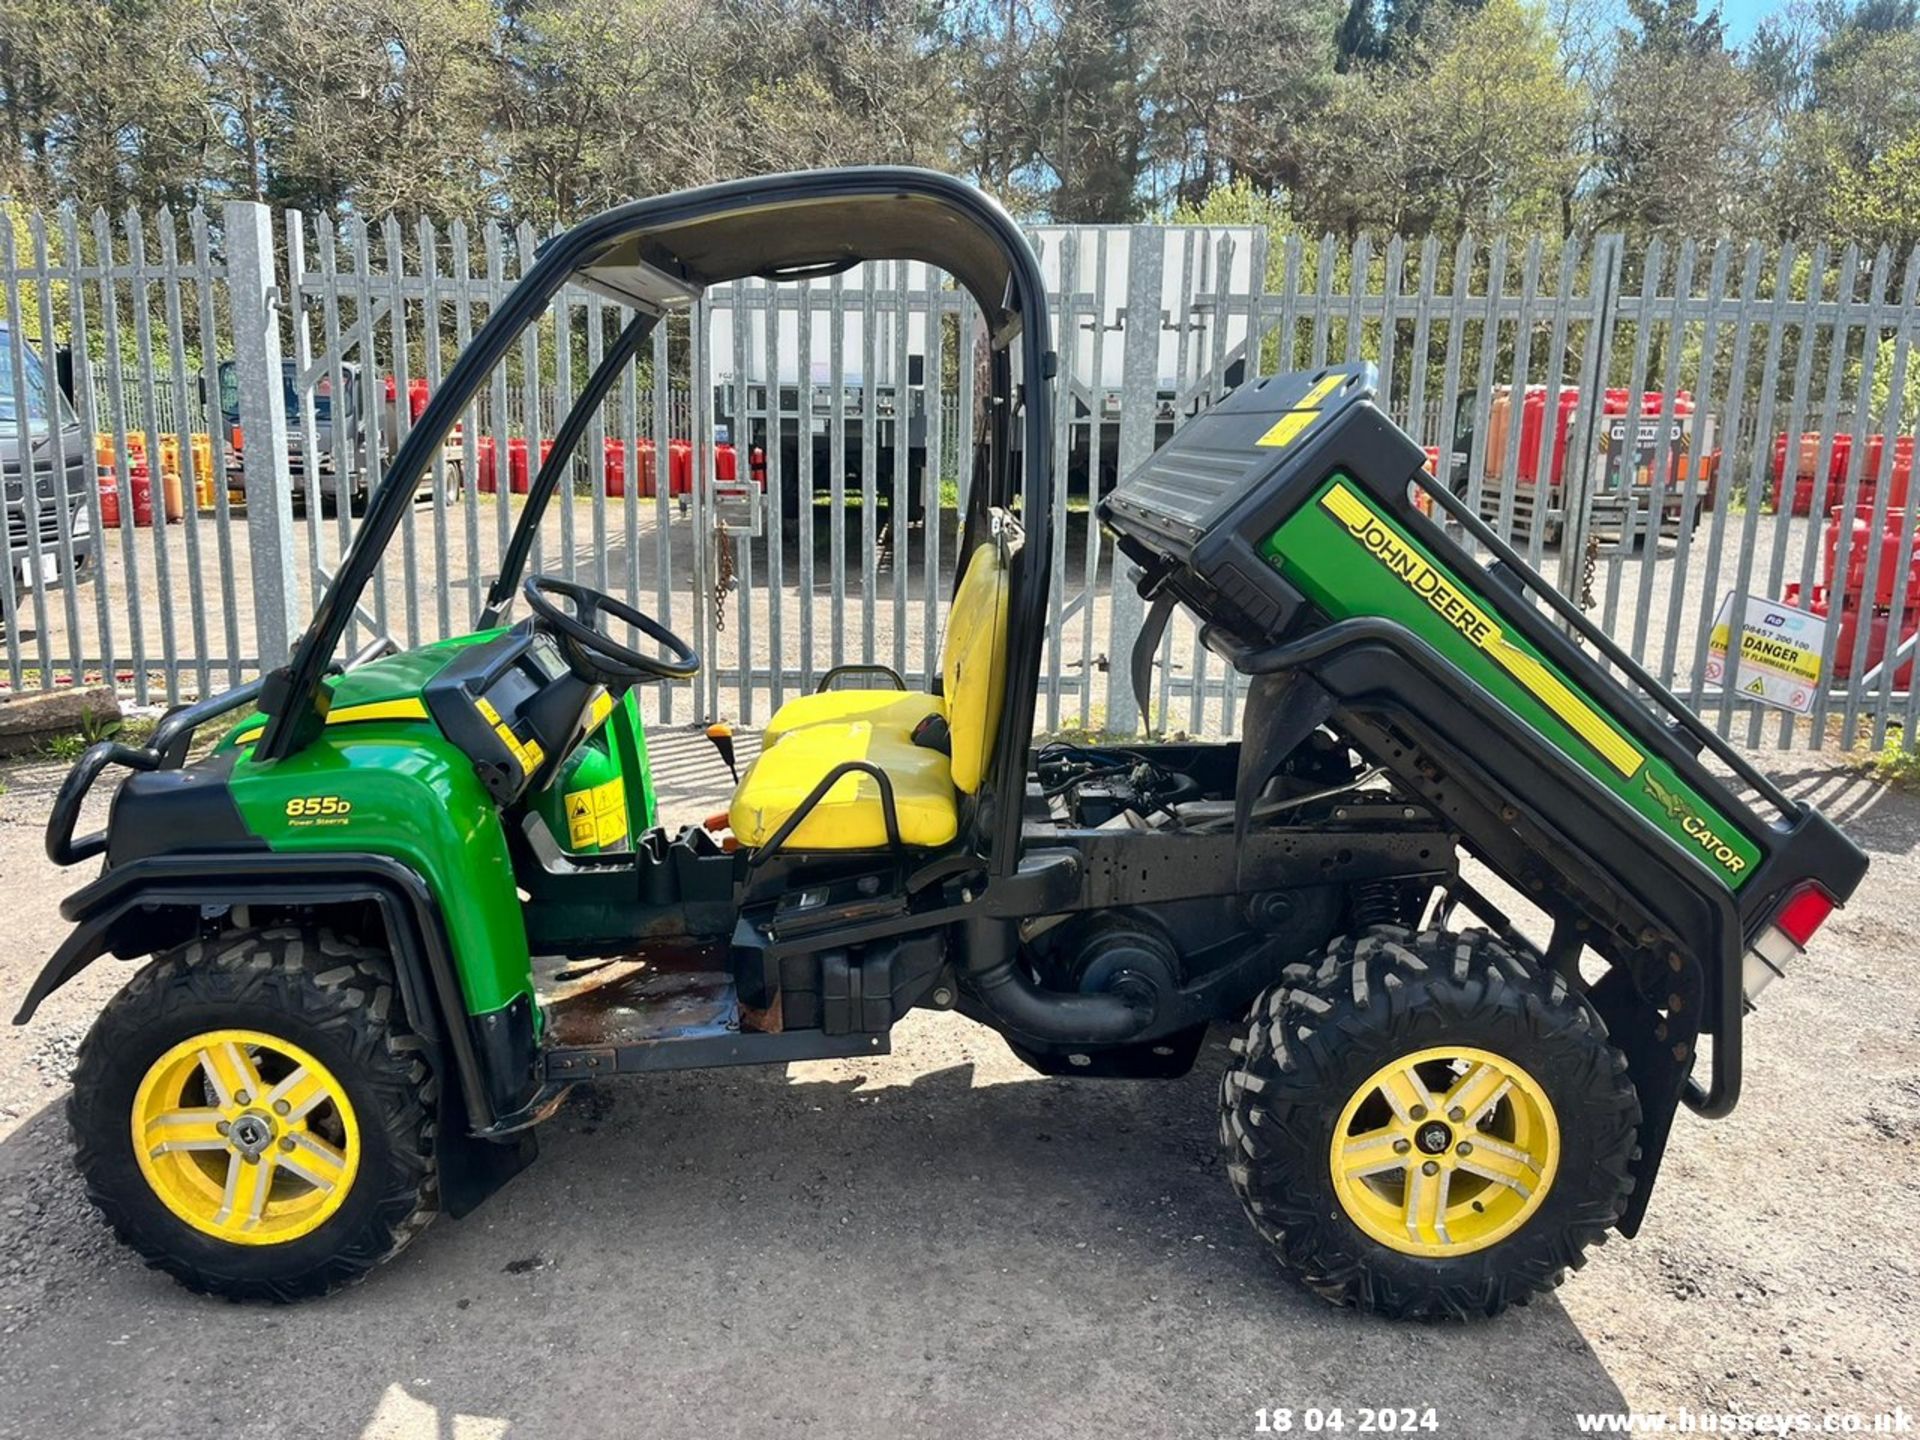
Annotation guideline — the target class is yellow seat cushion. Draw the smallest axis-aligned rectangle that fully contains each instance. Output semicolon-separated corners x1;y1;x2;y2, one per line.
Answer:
729;721;958;850
762;688;942;745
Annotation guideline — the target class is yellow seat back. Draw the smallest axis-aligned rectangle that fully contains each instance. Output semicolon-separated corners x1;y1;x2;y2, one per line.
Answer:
941;539;1010;794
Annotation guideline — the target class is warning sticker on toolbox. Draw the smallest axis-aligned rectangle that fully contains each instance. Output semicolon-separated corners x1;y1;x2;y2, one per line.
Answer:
1705;594;1827;714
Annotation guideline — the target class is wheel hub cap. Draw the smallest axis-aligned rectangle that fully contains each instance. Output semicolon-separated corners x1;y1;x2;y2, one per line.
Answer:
1328;1045;1561;1258
228;1112;276;1159
1414;1120;1453;1155
130;1029;361;1246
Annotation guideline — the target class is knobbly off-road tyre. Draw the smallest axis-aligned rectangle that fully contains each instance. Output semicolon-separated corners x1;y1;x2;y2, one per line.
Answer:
69;927;438;1301
1220;927;1639;1320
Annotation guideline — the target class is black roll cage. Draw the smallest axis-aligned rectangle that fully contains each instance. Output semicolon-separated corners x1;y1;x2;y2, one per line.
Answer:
254;167;1056;882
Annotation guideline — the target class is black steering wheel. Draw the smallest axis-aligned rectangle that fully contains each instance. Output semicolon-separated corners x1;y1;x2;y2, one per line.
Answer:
522;574;700;689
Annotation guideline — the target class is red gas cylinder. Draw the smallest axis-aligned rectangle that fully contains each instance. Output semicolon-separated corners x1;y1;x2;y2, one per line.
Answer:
714;442;737;482
749;445;768;490
634;438;657;498
603;439;625;497
1821;507;1920;611
475;436;497;493
508;437;531;494
382;375;432;423
97;468;121;528
129;464;154;527
1802;596;1917;686
1772;434;1915;515
667;438;693;497
602;438;666;498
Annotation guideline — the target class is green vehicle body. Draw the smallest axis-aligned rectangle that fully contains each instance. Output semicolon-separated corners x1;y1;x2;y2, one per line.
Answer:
1264;472;1763;888
211;631;659;1023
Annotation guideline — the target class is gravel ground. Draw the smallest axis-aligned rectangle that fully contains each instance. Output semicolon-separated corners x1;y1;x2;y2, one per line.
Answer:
0;724;1916;1439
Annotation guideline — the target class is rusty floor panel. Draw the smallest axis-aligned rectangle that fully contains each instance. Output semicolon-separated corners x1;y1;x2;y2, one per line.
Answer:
542;942;739;1049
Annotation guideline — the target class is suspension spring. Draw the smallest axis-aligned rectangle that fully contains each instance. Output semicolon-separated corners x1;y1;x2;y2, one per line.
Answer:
1350;878;1403;932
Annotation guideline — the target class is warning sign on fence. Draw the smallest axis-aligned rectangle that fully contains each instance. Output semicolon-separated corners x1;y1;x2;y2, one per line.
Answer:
1704;593;1828;714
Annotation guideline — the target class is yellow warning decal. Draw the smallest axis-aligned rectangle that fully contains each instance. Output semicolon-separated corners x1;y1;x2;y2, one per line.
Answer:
1257;409;1319;450
593;776;627;847
475;697;501;725
562;776;627;850
586;690;615;730
1319;482;1645;779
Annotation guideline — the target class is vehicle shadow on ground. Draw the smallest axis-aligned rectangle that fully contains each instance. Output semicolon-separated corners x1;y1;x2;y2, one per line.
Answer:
0;1029;1634;1440
1766;758;1917;855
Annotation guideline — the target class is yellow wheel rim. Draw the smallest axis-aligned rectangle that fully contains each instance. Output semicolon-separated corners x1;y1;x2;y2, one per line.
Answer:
1329;1045;1559;1258
130;1029;360;1246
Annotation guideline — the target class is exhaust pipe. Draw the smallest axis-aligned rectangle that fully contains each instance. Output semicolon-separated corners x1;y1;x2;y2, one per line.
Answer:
961;915;1162;1044
969;958;1155;1044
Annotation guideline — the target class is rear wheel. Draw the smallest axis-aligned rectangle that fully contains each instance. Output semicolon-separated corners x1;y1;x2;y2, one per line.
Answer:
70;927;438;1300
1220;927;1638;1319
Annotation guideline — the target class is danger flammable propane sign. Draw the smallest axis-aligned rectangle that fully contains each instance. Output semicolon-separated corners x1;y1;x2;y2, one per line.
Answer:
1705;594;1828;715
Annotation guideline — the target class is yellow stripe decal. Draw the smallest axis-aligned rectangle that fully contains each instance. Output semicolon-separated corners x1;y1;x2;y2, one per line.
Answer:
232;697;428;747
1300;373;1347;408
1320;483;1644;779
327;699;429;726
1257;409;1319;449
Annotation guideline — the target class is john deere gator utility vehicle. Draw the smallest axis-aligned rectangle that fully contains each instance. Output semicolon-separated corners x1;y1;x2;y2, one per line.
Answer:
21;169;1867;1317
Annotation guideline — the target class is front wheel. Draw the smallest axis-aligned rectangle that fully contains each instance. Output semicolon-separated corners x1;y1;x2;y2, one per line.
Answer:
1220;927;1639;1319
69;927;439;1301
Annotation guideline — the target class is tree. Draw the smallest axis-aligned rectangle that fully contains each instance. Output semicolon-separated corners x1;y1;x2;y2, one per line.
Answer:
213;0;500;219
1145;0;1344;209
1025;0;1153;220
1591;0;1768;236
1296;0;1584;238
0;0;220;211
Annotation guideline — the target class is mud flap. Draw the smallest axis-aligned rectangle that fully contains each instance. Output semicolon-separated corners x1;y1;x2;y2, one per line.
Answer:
1586;966;1691;1238
435;1075;539;1220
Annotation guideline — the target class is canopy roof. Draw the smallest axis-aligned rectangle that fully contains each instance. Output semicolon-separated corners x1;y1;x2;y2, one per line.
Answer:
566;169;1023;334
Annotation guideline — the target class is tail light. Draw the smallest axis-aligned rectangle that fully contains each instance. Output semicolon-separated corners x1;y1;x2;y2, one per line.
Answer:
1742;884;1836;1008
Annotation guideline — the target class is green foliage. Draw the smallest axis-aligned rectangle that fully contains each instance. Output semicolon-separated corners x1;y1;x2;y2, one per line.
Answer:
0;0;1912;250
1830;130;1920;254
1869;732;1920;793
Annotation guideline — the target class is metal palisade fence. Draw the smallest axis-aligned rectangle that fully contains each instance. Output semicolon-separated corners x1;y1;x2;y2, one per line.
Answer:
2;199;1917;753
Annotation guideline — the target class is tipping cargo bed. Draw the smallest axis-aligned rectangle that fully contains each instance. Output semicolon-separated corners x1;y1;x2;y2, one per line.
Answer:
1100;364;1868;1122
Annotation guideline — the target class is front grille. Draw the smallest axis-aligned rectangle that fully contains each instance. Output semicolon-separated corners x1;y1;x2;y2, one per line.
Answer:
6;501;71;550
4;463;88;554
